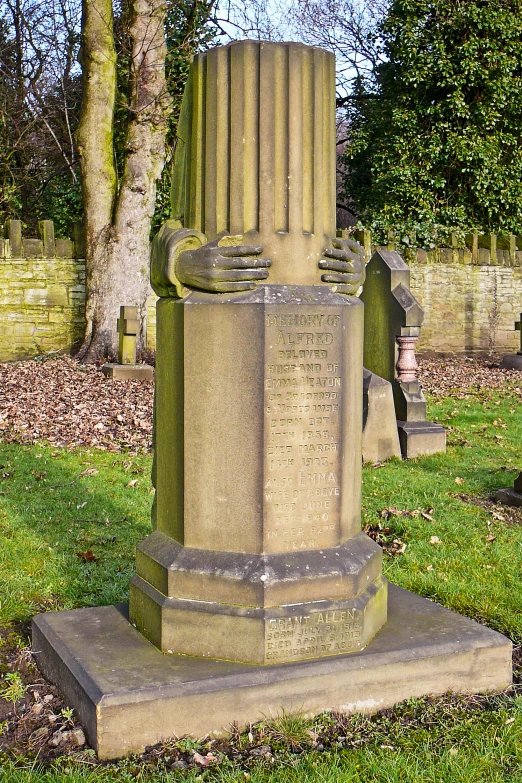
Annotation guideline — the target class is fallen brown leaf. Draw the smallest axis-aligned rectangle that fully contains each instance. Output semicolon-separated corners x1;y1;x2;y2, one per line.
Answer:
80;468;99;476
193;752;217;767
76;551;97;562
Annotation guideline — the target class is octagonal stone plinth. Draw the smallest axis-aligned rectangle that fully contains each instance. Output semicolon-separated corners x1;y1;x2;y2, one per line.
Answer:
129;285;388;663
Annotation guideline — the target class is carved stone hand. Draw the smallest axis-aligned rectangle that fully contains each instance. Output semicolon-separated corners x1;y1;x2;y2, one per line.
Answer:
150;222;272;297
176;234;271;293
319;238;366;294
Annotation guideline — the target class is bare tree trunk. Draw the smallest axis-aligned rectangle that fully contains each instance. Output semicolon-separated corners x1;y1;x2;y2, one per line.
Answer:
76;0;117;359
76;0;171;361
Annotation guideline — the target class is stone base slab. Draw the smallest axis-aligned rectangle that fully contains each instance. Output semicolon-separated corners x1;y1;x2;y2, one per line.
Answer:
495;487;522;507
32;584;511;760
101;363;154;381
397;420;446;459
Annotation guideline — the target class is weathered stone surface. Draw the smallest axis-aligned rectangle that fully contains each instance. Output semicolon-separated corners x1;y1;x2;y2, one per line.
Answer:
0;254;85;361
410;265;522;354
130;574;387;664
171;41;336;287
101;364;154;381
3;258;522;362
130;285;388;663
134;529;382;608
32;584;512;760
362;369;401;463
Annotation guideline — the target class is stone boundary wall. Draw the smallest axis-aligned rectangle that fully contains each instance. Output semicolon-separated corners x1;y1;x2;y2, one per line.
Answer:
2;219;521;361
0;220;86;361
348;229;522;354
0;219;159;361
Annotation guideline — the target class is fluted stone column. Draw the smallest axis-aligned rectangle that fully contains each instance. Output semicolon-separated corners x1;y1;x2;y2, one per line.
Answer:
171;41;336;286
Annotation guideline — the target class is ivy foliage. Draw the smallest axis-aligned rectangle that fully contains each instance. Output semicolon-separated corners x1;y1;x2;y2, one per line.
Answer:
343;0;522;236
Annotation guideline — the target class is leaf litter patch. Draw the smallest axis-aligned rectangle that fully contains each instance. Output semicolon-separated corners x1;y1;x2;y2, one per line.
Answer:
455;492;522;528
0;356;153;453
418;355;522;398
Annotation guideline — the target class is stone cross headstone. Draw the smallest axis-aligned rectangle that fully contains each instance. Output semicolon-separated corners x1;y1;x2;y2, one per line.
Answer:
32;39;512;760
117;305;139;365
101;305;153;380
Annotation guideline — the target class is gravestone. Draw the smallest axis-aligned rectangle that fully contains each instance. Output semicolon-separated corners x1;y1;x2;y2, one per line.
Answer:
33;40;511;759
361;250;446;458
500;312;522;370
362;369;401;464
102;305;154;380
131;39;386;664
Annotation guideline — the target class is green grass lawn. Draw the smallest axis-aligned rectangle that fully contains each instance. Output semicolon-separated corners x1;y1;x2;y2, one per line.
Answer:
1;381;522;781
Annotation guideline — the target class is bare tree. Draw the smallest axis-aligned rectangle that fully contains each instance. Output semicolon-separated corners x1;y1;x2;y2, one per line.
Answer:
213;0;387;99
291;0;387;97
0;0;82;224
76;0;172;360
211;0;387;226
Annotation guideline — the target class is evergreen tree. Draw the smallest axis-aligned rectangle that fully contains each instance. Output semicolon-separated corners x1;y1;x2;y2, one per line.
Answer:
343;0;522;237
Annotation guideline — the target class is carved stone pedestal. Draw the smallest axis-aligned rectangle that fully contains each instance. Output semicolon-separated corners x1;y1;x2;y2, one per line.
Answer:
130;286;387;664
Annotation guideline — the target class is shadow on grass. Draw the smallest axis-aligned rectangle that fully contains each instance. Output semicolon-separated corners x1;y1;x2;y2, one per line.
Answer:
0;442;152;625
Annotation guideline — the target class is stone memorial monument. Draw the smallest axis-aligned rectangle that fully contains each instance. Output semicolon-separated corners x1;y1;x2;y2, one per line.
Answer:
362;367;402;464
361;250;446;458
33;40;511;759
102;305;154;380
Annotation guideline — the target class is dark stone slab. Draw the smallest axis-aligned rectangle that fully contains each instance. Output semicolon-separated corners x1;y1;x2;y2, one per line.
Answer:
500;354;522;371
397;420;446;459
32;584;511;760
495;487;522;507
